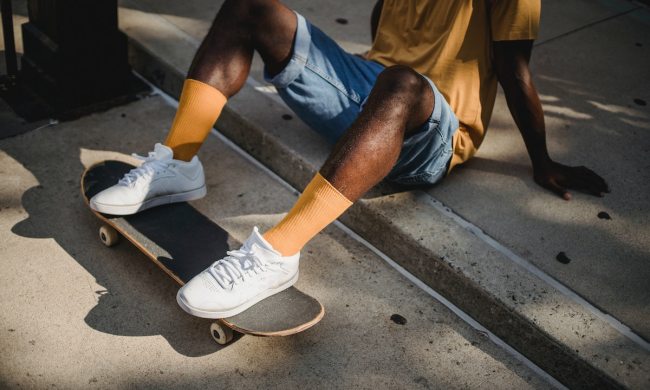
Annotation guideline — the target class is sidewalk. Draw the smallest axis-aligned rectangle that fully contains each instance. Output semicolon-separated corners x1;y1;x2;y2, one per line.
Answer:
0;94;554;389
2;0;649;388
114;0;650;388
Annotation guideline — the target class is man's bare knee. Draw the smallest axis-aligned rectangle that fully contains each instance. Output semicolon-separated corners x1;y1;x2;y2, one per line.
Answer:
368;65;433;130
375;65;429;99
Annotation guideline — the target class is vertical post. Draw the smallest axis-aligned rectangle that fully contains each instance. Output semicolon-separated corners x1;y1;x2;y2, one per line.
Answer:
1;0;18;76
15;0;148;119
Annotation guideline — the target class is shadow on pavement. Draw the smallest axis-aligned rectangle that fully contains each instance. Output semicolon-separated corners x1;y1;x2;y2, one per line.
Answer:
0;97;235;357
1;96;548;386
9;157;231;357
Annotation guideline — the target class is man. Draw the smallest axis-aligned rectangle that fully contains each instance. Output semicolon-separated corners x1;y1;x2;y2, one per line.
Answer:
90;0;609;319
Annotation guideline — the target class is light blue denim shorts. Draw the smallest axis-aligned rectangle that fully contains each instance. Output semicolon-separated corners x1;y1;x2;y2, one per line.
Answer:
264;12;459;186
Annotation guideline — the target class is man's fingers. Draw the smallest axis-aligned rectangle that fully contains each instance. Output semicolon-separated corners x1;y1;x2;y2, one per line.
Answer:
589;176;609;194
575;167;609;196
537;164;608;199
578;175;604;197
580;166;609;190
545;178;571;200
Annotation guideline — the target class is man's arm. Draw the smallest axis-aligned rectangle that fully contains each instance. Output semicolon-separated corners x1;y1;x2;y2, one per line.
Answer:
493;40;609;200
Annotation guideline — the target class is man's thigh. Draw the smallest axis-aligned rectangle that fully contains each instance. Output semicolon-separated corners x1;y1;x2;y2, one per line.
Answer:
264;12;384;144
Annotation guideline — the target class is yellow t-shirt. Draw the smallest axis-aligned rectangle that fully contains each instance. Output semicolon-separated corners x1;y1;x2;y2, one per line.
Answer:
367;0;541;171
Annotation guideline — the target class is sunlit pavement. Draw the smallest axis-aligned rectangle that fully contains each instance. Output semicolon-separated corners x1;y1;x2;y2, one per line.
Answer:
0;94;555;388
1;0;649;388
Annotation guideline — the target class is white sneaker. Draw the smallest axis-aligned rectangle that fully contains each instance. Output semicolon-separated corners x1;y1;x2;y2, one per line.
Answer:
90;143;206;215
177;227;299;318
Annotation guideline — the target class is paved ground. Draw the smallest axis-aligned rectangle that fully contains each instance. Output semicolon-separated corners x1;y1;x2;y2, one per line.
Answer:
430;2;650;341
114;0;650;342
113;0;650;386
0;96;552;389
2;0;649;387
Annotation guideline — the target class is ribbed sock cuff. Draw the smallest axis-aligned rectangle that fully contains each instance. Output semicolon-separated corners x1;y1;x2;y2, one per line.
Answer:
164;79;227;161
264;173;352;256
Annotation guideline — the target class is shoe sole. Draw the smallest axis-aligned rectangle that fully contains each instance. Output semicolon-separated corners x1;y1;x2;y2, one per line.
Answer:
175;271;299;319
90;185;207;215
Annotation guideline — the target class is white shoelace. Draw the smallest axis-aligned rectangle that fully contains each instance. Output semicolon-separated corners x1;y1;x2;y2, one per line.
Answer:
118;151;168;186
208;248;268;289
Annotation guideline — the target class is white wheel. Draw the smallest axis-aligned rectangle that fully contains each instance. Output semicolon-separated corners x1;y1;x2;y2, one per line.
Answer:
210;321;233;345
99;225;119;247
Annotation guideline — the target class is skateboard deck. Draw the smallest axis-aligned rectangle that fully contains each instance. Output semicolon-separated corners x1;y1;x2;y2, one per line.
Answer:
81;160;324;344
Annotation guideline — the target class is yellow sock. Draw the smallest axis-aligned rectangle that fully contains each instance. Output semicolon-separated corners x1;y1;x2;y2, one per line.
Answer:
264;173;353;256
164;79;227;161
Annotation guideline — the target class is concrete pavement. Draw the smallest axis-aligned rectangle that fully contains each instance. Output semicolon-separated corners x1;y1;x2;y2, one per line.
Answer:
113;0;650;388
430;3;650;343
2;0;649;387
0;96;552;389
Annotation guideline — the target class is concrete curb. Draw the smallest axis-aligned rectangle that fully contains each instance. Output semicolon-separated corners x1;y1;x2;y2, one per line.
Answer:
120;8;649;389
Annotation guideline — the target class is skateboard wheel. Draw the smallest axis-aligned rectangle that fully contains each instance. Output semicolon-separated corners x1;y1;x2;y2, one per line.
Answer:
210;321;233;345
99;225;119;247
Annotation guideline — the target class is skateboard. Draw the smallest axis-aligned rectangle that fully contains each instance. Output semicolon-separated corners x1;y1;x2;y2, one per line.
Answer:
81;160;324;345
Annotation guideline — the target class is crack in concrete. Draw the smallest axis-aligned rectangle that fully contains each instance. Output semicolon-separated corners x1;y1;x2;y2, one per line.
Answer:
535;7;640;47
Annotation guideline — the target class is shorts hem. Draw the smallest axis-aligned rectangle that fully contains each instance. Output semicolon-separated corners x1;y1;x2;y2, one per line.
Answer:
264;12;311;88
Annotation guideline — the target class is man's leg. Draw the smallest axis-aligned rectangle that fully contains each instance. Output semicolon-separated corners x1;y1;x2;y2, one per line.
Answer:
90;0;303;215
320;66;434;200
164;0;298;161
177;65;436;318
263;65;434;255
